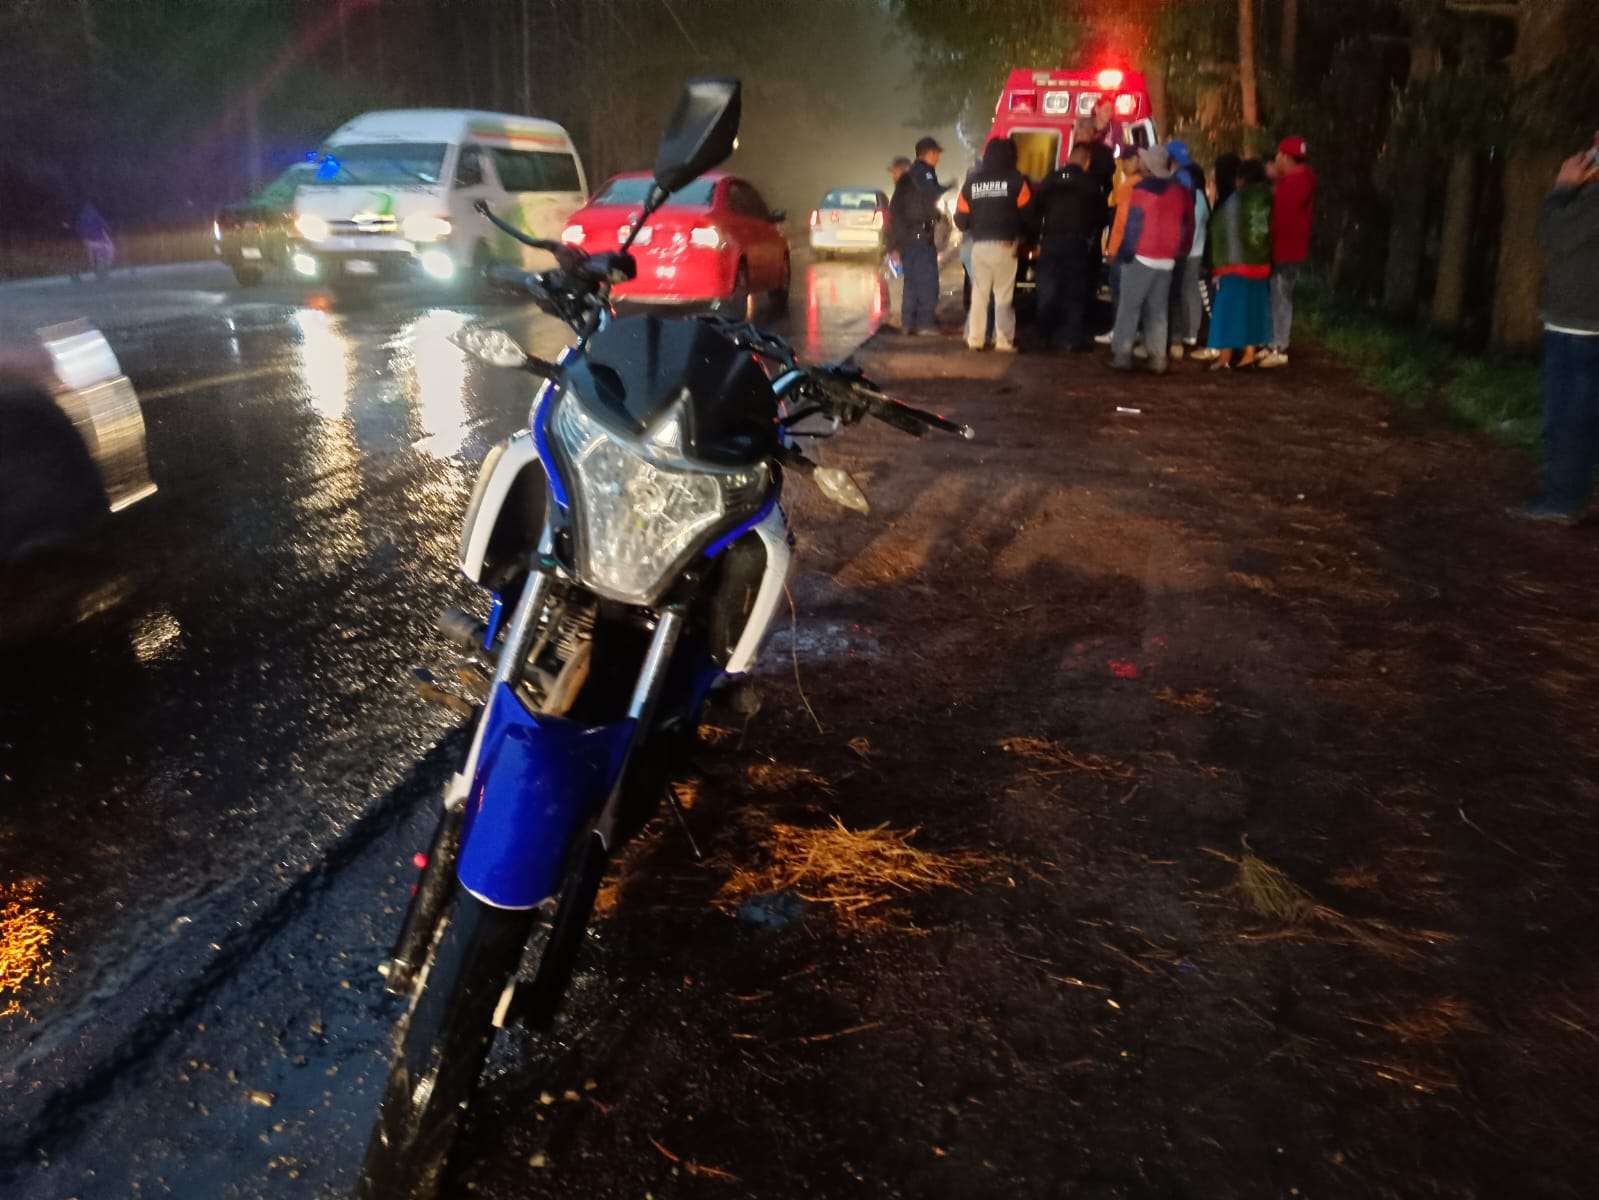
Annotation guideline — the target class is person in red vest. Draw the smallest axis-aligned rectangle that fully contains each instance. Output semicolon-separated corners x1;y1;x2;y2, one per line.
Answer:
1260;135;1317;370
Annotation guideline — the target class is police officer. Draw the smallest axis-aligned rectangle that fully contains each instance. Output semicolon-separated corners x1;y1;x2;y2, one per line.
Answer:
888;136;949;336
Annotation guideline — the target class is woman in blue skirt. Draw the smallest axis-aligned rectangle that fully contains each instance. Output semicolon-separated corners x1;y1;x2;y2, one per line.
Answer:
1206;156;1274;369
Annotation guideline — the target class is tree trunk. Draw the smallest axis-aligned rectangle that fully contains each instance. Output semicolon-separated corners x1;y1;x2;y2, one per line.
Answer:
1145;51;1169;133
373;0;385;90
1492;0;1578;352
338;0;349;76
489;2;504;110
1430;149;1478;333
1281;0;1299;94
244;88;262;193
520;0;532;115
1238;0;1259;133
1381;6;1442;319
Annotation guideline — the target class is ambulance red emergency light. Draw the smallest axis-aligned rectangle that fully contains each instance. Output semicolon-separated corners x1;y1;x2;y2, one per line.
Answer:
986;67;1160;181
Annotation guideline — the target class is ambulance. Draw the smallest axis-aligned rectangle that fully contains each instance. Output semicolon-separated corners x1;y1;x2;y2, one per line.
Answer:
987;67;1160;179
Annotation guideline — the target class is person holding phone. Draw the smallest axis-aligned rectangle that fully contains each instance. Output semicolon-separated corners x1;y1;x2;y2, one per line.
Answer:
1513;137;1599;523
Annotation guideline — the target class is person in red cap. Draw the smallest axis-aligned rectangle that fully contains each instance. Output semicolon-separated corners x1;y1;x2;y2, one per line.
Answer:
1260;135;1317;369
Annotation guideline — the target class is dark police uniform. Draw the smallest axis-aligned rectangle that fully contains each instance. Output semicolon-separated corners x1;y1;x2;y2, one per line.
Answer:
893;158;947;333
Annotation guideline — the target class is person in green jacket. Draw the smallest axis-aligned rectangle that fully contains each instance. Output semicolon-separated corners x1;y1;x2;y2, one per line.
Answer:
1204;156;1273;370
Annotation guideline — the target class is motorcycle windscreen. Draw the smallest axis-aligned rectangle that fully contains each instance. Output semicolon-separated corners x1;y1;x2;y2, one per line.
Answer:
456;682;634;909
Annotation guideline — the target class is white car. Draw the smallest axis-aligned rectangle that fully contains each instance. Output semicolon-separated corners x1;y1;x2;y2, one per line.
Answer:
289;109;588;290
808;187;888;258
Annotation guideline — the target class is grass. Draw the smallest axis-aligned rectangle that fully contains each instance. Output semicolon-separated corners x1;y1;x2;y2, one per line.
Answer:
1204;839;1453;963
1299;280;1543;449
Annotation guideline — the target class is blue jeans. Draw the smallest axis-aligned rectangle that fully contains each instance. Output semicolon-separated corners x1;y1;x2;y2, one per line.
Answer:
901;241;939;331
1541;329;1599;511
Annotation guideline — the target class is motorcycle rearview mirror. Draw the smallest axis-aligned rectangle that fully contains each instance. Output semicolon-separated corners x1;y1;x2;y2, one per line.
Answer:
653;77;741;196
813;466;870;514
452;326;532;369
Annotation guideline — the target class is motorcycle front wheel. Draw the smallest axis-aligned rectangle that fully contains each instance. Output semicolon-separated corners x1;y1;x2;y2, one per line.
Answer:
355;891;534;1200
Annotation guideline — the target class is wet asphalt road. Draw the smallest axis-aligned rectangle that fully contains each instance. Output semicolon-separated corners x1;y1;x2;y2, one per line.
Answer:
0;251;890;1197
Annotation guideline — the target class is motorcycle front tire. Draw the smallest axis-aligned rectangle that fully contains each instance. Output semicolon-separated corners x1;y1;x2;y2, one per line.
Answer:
355;890;533;1200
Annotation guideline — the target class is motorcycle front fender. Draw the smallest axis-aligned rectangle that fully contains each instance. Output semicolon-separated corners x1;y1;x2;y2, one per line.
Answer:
456;682;634;910
457;429;547;586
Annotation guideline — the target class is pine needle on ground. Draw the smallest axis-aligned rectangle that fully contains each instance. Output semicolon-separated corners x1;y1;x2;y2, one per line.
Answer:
1205;839;1451;961
718;815;996;927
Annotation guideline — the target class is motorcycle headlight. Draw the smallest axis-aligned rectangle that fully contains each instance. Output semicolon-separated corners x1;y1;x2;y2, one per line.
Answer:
551;392;768;604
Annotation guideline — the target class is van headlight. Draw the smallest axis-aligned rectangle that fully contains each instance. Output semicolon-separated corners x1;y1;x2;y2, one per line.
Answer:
402;213;452;242
551;393;768;605
295;213;330;242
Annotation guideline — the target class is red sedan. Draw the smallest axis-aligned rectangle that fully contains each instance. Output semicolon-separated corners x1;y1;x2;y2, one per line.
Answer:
561;171;790;315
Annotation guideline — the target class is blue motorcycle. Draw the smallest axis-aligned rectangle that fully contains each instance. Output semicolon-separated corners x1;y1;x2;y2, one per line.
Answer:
356;78;971;1198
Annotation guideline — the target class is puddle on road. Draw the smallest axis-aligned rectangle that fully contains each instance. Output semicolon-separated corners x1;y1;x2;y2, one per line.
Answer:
759;619;881;671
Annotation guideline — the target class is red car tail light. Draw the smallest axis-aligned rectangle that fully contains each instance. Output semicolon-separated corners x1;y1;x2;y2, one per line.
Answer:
830;211;839;223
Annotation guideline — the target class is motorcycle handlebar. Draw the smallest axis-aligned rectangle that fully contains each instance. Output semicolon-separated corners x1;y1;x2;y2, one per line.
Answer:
472;200;570;258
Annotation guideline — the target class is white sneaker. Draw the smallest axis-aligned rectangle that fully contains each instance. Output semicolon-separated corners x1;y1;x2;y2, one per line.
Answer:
1094;331;1114;345
994;342;1017;354
1257;350;1290;369
1190;346;1222;362
1132;343;1149;360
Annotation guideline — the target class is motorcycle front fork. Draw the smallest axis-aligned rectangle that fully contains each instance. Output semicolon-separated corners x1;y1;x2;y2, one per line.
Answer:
384;565;686;1006
383;566;553;995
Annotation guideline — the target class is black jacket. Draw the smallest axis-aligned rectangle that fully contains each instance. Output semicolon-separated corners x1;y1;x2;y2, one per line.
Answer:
1539;182;1599;334
889;161;943;252
954;141;1032;243
1033;164;1101;245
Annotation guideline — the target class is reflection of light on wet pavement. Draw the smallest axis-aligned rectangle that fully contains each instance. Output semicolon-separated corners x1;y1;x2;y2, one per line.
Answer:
801;259;885;361
292;309;352;419
132;608;183;664
0;879;56;1020
290;309;365;575
402;309;472;459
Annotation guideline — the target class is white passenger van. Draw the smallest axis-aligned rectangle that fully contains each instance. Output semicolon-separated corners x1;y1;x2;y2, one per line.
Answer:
289;109;587;288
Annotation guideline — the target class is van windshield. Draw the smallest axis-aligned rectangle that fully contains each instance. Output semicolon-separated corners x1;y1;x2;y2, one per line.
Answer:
593;177;715;207
305;143;448;187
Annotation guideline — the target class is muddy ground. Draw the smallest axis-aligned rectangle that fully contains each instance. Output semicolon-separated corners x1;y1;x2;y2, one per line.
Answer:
17;307;1599;1200
446;324;1599;1200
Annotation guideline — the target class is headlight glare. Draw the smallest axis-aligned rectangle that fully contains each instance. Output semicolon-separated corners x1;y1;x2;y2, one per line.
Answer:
296;213;330;242
402;212;452;242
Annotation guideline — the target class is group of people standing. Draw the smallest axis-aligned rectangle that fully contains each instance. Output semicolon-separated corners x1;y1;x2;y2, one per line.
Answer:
884;107;1317;374
1038;125;1316;374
